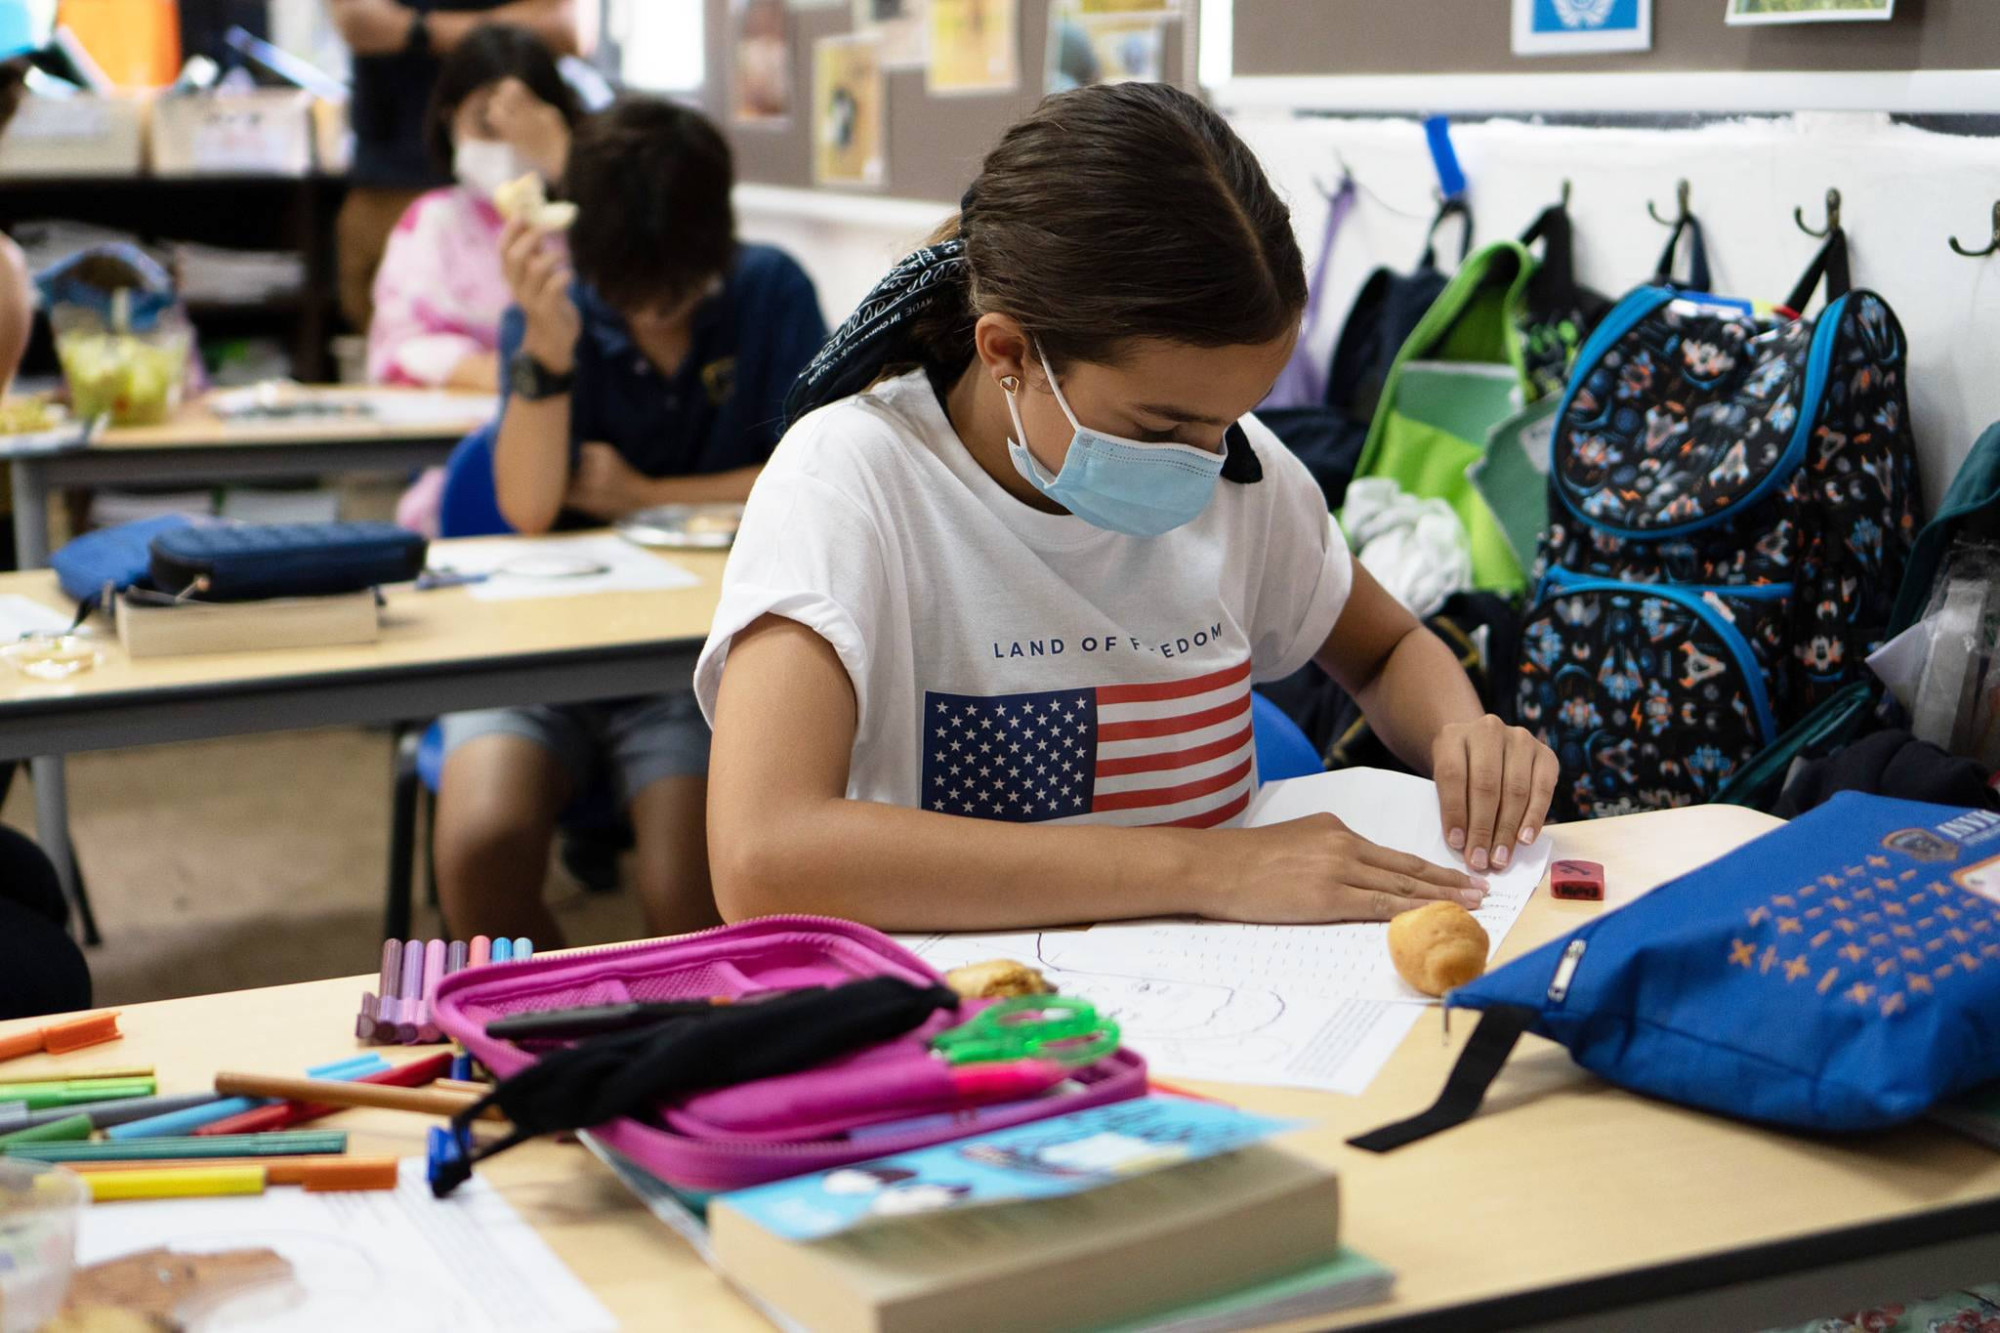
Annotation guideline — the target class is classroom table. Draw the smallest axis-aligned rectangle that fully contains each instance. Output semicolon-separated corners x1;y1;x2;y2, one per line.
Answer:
3;386;493;569
6;804;1998;1332
0;538;724;938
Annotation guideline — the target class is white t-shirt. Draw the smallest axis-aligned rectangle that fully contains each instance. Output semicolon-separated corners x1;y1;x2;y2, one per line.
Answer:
693;368;1354;830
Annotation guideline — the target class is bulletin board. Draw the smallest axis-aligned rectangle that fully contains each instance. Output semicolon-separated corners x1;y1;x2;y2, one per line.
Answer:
701;0;1189;201
1230;0;1999;79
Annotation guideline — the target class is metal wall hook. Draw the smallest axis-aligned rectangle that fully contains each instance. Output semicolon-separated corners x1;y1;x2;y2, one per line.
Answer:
1560;178;1572;209
1795;188;1841;239
1949;201;2000;258
1647;179;1691;227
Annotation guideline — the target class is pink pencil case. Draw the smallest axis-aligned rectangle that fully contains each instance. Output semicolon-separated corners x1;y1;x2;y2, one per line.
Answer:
431;915;1147;1192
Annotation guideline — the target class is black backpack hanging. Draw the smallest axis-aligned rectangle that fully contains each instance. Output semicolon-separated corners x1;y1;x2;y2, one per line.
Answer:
1323;196;1472;424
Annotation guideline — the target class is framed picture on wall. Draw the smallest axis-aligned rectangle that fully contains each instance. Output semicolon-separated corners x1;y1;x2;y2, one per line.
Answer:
813;33;887;188
1046;6;1165;94
855;0;927;69
926;0;1020;94
1511;0;1653;55
1726;0;1894;23
730;0;793;126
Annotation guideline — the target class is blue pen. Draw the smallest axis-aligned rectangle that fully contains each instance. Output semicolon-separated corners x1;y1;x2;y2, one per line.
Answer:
491;938;513;964
107;1055;388;1139
511;937;533;961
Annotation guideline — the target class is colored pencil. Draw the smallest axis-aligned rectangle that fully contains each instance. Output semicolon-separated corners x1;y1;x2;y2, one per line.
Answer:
194;1052;453;1136
6;1131;349;1162
212;1073;497;1119
0;1113;92;1147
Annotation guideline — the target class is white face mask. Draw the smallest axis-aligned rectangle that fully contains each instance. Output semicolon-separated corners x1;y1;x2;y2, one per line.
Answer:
454;139;528;200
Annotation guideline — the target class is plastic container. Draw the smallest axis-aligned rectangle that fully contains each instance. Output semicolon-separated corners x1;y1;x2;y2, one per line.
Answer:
0;1159;85;1333
52;302;190;427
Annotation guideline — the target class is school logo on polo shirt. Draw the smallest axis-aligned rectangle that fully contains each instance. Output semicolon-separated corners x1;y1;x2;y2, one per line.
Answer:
701;357;737;406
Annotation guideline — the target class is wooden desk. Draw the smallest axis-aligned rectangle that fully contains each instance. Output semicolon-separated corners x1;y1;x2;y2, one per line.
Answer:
0;538;722;940
5;805;1996;1332
5;387;492;568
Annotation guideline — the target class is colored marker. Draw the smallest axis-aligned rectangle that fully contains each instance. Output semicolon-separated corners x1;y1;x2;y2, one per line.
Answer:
491;938;512;965
7;1131;350;1162
446;939;467;977
0;1078;155;1110
212;1073;493;1120
84;1164;267;1201
0;1012;121;1062
396;940;426;1041
469;936;491;968
511;938;533;961
420;939;448;1042
360;939;404;1042
195;1052;452;1136
66;1155;399;1192
0;1092;222;1136
0;1113;92;1147
109;1056;381;1140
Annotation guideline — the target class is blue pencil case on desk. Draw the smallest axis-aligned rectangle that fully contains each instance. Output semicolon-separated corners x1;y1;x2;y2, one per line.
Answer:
52;515;196;605
1355;794;2000;1151
148;522;427;601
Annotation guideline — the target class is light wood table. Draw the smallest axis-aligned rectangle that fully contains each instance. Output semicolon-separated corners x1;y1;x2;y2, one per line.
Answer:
0;537;723;938
5;804;1996;1331
4;387;493;568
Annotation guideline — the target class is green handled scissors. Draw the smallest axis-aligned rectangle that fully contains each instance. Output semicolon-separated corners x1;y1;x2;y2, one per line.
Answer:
931;995;1121;1067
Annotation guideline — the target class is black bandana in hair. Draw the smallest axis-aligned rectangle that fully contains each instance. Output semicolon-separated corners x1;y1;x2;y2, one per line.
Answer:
783;237;970;428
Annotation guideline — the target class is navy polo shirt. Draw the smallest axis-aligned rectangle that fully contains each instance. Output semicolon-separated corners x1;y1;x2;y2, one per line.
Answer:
498;243;827;485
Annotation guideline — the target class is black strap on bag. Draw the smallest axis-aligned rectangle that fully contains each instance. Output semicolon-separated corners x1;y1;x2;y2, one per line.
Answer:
1519;203;1584;311
430;977;961;1196
1652;213;1713;293
1347;1005;1536;1153
1421;195;1475;270
1782;228;1852;314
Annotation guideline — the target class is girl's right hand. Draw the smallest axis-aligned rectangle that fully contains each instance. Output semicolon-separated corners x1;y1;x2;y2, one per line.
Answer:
501;218;579;375
1205;814;1488;923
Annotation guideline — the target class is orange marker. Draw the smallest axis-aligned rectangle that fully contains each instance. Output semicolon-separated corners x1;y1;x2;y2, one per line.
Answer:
0;1012;121;1063
63;1154;400;1192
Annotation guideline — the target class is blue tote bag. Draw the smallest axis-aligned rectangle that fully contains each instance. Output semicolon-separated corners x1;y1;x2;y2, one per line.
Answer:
1355;793;2000;1150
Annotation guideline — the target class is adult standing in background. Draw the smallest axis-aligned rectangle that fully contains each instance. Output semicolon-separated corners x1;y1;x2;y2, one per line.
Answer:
324;0;589;332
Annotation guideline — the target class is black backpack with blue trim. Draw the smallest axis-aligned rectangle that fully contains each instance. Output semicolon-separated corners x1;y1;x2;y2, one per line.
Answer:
1516;231;1922;820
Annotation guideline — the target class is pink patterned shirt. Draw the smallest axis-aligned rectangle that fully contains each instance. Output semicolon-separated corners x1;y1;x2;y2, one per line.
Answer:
366;186;509;387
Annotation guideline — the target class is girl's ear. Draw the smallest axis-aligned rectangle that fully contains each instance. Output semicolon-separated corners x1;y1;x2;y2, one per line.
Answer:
972;312;1033;391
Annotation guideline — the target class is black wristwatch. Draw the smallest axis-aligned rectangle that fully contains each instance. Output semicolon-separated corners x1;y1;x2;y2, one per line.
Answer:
508;351;575;401
405;10;433;56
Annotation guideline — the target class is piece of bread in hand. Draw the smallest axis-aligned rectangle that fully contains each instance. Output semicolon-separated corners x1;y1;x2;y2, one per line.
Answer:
493;172;578;231
1387;901;1490;998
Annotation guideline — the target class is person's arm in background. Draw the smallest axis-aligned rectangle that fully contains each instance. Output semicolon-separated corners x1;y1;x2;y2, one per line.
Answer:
563;257;830;521
328;0;589;58
491;219;579;533
365;195;500;392
0;235;33;390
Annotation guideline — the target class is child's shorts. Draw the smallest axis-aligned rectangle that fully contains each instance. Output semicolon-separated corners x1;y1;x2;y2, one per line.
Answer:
437;691;711;805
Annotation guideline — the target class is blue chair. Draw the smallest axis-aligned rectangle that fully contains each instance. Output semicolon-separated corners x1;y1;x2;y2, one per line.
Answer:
382;426;626;938
1251;690;1323;784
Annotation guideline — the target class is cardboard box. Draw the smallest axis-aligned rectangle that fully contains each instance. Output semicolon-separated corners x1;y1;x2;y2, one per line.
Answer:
151;89;315;177
0;93;148;178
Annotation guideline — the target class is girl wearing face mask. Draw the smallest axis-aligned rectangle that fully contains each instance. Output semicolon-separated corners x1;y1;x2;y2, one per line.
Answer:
366;23;581;399
698;83;1559;932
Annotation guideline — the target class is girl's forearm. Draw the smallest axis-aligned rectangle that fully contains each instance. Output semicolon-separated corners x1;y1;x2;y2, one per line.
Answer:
1348;624;1484;776
492;396;572;533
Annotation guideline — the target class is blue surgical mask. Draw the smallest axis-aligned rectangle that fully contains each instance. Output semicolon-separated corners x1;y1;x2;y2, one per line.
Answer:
1003;345;1225;538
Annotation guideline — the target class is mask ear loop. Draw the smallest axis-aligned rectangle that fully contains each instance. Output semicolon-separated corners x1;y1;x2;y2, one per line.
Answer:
1032;343;1086;433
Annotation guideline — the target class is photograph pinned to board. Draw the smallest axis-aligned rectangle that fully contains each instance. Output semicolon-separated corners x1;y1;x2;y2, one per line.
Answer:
854;0;927;68
813;33;887;188
1510;0;1652;54
1725;0;1892;22
729;0;792;126
1046;5;1165;94
926;0;1019;94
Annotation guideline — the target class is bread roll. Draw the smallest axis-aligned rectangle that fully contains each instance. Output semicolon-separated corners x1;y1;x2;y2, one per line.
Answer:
492;173;577;231
1386;901;1490;997
943;958;1052;1000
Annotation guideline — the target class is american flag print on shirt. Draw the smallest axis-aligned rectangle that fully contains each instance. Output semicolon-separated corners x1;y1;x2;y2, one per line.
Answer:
920;658;1256;830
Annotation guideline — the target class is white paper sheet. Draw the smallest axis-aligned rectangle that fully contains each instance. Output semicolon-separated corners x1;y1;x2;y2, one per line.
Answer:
427;534;701;602
0;594;73;640
901;769;1551;1095
73;1159;615;1333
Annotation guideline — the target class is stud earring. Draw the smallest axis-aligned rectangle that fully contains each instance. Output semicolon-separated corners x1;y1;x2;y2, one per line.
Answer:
1000;374;1021;395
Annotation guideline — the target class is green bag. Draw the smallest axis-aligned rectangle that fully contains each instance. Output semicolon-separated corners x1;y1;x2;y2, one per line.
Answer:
1342;240;1543;594
1718;421;2000;810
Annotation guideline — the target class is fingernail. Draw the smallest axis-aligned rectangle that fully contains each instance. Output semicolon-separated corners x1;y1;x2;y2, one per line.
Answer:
1470;847;1489;872
1493;845;1511;869
1447;827;1465;851
1458;889;1486;907
1519;826;1538;844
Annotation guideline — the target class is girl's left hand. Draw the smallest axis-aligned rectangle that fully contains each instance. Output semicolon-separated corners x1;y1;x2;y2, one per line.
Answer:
487;77;572;182
1431;717;1559;873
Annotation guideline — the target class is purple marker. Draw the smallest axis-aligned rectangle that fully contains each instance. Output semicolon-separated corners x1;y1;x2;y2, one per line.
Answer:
419;939;448;1042
396;939;426;1042
360;939;403;1043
